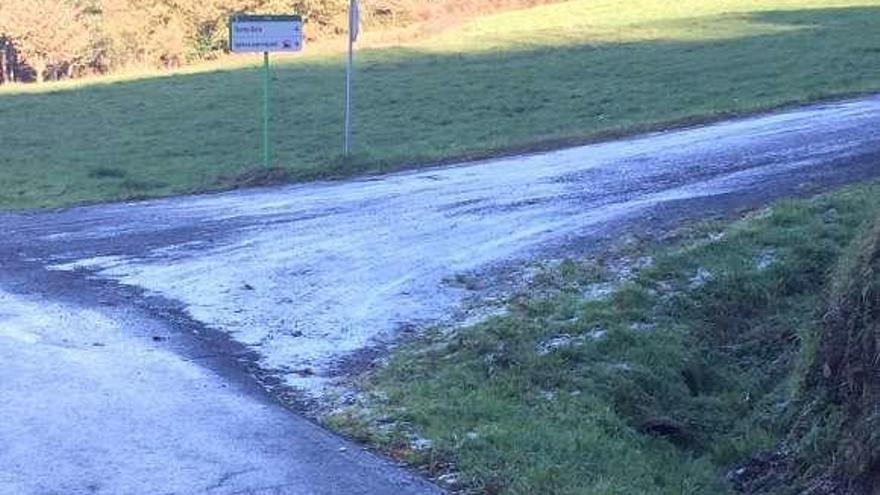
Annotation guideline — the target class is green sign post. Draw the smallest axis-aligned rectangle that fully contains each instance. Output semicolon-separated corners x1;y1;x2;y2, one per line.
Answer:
229;14;303;167
263;51;271;167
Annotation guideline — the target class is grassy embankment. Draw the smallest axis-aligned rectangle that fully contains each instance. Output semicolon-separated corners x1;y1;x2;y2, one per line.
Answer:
1;0;880;209
326;182;880;494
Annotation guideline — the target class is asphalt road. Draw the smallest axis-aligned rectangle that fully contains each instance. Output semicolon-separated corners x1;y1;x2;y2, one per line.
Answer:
2;95;880;494
0;289;440;495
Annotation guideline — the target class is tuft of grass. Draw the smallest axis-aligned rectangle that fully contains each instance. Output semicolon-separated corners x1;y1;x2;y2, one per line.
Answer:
87;166;127;179
3;0;880;209
326;181;880;494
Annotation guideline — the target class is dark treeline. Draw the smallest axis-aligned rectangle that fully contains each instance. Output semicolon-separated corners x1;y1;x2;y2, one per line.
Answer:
0;0;354;84
0;0;556;84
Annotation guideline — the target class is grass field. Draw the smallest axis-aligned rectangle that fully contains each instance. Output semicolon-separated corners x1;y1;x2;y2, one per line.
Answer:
326;181;880;494
2;0;880;209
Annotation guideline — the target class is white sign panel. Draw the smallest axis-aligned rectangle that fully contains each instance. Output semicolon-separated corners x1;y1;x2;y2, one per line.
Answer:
230;15;303;53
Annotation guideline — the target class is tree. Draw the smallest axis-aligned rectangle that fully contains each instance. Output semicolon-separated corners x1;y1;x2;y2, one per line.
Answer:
0;36;15;84
0;0;91;82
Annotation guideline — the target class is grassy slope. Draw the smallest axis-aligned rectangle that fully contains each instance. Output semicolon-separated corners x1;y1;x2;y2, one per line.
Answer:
326;182;880;494
777;213;880;493
2;0;880;209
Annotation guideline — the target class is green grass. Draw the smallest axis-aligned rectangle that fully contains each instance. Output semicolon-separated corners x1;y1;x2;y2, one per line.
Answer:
1;0;880;209
325;182;880;494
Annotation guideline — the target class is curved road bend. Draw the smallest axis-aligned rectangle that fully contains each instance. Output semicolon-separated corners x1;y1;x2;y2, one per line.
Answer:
2;95;880;494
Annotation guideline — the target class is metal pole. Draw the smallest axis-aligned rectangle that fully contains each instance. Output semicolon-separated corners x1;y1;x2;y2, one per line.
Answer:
263;51;271;168
344;1;354;156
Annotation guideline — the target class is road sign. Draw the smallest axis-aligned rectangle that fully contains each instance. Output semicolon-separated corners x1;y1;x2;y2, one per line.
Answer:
230;15;303;53
350;0;360;43
229;13;304;169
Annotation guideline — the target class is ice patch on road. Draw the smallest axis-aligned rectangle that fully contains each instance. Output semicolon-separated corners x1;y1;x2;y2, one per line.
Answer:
76;180;724;397
22;95;879;401
0;322;40;344
50;255;135;274
68;148;849;398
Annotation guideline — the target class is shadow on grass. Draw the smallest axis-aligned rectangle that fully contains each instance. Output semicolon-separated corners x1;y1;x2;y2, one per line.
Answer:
0;7;879;208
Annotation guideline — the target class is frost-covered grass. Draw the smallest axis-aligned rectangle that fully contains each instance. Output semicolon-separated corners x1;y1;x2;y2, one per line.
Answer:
326;181;880;494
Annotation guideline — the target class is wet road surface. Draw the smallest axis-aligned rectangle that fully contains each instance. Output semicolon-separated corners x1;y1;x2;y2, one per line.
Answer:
2;95;880;494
